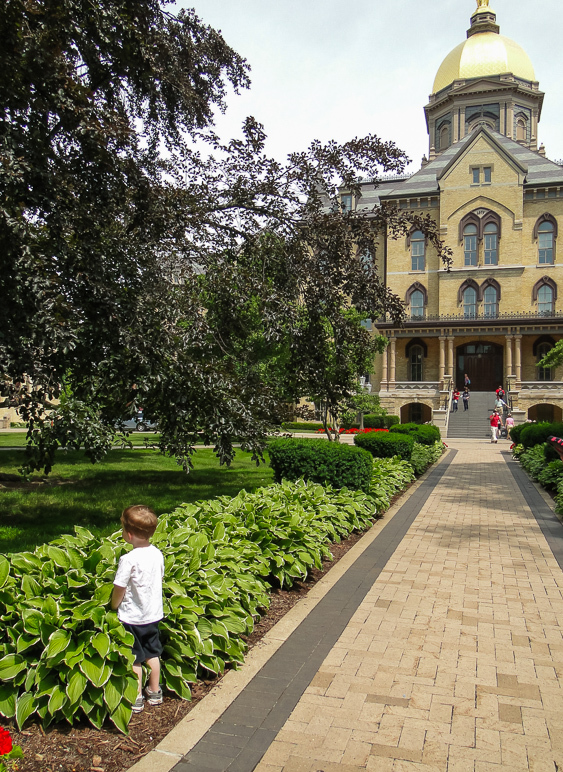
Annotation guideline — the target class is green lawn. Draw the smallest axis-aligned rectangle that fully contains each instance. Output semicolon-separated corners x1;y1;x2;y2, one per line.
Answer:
0;431;162;447
0;448;274;554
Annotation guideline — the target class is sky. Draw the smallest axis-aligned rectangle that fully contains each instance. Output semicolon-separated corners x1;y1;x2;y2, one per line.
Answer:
182;0;563;174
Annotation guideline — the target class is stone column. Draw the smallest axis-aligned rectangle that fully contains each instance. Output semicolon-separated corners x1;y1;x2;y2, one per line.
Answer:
507;103;514;138
439;336;446;384
389;337;396;388
505;334;513;377
459;107;466;140
381;341;389;391
514;334;522;386
447;336;455;381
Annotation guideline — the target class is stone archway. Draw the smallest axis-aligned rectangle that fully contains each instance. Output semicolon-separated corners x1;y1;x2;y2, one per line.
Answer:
400;402;433;424
528;404;563;422
456;341;503;391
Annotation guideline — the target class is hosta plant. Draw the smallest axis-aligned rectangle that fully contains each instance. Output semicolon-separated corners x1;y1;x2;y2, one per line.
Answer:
0;480;377;733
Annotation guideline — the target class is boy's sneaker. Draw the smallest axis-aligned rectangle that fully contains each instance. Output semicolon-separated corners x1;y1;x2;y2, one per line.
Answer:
144;687;163;706
131;694;145;713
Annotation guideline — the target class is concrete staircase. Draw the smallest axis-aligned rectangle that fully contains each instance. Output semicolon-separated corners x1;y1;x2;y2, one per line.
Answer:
447;392;498;439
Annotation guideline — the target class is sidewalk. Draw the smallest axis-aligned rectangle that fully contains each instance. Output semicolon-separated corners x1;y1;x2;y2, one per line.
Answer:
133;440;563;772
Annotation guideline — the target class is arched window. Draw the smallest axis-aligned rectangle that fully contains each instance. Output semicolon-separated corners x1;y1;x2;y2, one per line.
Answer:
483;286;498;317
464;224;478;266
409;345;424;382
440;125;449;150
411;230;425;271
463;286;477;318
483;222;498;265
516;118;527;142
536;341;553;381
538;221;555;264
410;289;425;318
538;284;554;315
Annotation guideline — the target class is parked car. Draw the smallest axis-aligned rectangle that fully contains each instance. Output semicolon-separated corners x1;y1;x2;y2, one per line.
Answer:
118;412;158;432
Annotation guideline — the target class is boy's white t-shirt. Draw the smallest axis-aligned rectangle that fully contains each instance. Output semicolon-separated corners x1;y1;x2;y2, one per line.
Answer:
114;544;164;625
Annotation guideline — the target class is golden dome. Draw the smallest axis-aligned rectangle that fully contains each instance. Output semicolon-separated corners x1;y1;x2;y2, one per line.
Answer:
433;30;536;94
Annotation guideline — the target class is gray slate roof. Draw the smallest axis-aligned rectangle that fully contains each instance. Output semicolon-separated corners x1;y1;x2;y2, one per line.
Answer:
358;127;563;203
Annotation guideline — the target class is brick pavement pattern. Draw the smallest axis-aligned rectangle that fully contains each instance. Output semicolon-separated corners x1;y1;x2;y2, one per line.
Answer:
255;441;563;772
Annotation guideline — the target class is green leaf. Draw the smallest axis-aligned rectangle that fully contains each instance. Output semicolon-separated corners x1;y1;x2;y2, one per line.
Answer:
22;609;42;636
66;670;87;705
0;556;9;588
42;596;58;619
48;685;67;715
21;574;41;598
16;692;35;729
80;654;111;687
91;632;111;659
93;584;112;604
44;629;71;659
110;701;131;734
47;546;71;570
123;676;139;705
16;633;40;654
0;684;16;719
0;654;26;680
88;703;105;729
103;677;121;713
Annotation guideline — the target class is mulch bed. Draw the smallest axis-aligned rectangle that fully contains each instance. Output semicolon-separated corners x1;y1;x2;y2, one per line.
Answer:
3;529;373;772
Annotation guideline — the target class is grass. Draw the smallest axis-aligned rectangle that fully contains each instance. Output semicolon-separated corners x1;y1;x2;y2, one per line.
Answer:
0;431;162;447
0;448;274;554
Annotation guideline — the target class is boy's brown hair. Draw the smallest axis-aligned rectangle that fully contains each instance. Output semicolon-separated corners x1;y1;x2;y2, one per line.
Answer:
121;505;158;540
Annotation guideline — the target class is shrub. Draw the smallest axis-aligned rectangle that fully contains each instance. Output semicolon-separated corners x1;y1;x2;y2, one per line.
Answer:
0;480;377;733
555;477;563;517
268;438;373;491
389;423;441;446
537;460;563;491
364;414;399;429
409;441;444;475
369;458;415;513
354;431;414;461
508;423;526;445
519;444;548;480
519;421;563;452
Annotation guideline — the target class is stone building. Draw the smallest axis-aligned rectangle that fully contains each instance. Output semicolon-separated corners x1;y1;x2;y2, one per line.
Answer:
356;0;563;426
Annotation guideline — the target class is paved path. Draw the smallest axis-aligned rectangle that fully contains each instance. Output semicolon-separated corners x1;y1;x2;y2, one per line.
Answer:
136;440;563;772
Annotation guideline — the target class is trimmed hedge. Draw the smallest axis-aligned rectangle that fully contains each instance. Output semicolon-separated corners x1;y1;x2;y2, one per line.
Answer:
268;438;373;492
364;414;399;429
508;423;526;445
353;431;414;461
519;421;563;452
389;423;441;446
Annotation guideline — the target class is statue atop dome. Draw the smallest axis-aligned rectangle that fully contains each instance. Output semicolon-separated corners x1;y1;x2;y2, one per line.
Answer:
476;0;489;8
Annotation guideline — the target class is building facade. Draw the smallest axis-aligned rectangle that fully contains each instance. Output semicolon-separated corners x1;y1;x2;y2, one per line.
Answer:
360;0;563;426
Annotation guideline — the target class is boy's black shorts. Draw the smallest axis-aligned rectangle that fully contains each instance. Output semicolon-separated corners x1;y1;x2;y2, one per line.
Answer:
123;621;163;665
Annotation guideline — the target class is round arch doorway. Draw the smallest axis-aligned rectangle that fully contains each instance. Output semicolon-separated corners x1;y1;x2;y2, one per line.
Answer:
456;341;503;392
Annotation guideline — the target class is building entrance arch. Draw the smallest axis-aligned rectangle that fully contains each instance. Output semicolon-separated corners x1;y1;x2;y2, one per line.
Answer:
456;341;503;391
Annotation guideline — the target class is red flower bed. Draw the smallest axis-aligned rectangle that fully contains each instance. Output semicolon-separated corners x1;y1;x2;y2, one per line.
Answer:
0;727;13;756
315;427;389;435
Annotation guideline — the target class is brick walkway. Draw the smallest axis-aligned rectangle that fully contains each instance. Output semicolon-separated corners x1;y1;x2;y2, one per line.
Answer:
253;440;563;772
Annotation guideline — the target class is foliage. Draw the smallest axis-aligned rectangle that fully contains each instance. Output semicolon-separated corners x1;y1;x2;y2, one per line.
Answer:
508;424;526;445
555;477;563;517
0;480;376;732
340;388;385;430
364;414;399;429
354;431;414;461
519;444;549;480
511;443;525;458
369;458;415;513
537;460;563;491
409;442;444;476
519;421;563;457
537;340;563;370
268;439;373;492
0;0;453;475
389;423;441;446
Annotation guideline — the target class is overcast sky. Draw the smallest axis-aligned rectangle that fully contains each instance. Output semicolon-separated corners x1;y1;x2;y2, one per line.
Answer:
182;0;563;174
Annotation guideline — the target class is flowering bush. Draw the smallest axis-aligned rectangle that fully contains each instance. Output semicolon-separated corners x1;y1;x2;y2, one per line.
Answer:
0;728;23;771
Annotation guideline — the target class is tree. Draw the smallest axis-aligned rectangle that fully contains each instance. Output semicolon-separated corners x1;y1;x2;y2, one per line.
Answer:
0;0;452;473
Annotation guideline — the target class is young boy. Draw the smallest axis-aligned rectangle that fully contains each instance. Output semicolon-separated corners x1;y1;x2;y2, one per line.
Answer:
112;505;165;713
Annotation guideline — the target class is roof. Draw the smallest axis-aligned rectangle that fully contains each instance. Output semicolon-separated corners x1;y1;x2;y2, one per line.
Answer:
365;127;563;201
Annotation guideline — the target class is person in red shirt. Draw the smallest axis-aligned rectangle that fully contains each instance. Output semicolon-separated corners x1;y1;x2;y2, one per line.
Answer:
452;389;460;412
489;410;501;443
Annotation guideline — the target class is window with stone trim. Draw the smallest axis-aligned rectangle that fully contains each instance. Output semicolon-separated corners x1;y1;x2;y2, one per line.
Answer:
409;345;424;382
536;341;553;381
538;221;555;264
538;284;554;315
483;222;498;265
464;224;478;266
463;286;477;318
483;285;498;318
410;290;425;319
410;230;425;271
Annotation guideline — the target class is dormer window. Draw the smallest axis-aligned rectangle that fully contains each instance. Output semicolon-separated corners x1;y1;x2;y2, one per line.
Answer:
341;194;353;213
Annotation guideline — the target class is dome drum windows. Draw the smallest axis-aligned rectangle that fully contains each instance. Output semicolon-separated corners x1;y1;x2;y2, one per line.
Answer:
533;214;558;265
